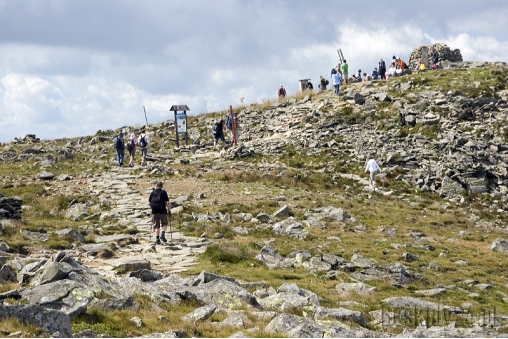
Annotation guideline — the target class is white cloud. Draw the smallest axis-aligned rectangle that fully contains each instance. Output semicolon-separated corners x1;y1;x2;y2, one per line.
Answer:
443;33;508;62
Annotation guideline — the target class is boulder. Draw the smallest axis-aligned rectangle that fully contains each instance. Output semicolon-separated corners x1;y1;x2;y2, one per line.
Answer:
0;304;71;337
491;238;508;253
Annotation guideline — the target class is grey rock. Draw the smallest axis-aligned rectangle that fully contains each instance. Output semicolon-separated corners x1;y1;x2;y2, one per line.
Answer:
265;313;355;338
182;304;216;323
314;306;367;327
127;269;163;282
335;282;376;296
382;296;463;312
273;205;290;218
56;228;85;243
491;238;508;253
255;245;282;269
272;217;308;240
38;171;55;180
0;304;71;337
65;203;89;221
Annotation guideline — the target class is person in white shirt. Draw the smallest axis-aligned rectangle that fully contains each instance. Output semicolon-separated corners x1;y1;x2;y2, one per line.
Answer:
138;128;150;166
365;156;382;190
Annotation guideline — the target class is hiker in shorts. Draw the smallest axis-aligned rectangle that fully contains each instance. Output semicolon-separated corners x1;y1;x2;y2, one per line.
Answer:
341;60;349;84
138;128;150;166
127;132;138;167
149;181;171;245
365;155;383;190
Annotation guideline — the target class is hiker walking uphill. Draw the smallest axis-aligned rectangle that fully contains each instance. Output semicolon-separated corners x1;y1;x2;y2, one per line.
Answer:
365;155;383;190
212;119;226;150
127;132;138;167
114;131;125;166
149;181;171;245
138;129;149;166
278;85;287;100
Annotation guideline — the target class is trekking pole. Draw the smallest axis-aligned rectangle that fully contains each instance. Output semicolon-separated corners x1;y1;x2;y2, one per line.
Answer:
143;106;149;127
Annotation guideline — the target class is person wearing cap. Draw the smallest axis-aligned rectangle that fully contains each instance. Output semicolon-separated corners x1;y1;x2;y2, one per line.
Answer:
378;58;386;79
148;181;171;245
277;85;287;99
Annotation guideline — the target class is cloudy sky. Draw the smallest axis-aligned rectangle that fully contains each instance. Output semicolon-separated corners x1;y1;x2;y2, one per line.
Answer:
0;0;507;143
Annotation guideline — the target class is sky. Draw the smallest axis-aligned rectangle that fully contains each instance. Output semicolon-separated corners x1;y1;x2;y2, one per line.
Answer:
0;0;507;143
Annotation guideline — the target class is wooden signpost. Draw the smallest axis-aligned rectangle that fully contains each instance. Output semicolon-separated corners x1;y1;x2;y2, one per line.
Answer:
170;105;190;147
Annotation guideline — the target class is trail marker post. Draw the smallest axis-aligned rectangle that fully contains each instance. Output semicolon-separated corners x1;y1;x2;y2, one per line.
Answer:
170;105;190;147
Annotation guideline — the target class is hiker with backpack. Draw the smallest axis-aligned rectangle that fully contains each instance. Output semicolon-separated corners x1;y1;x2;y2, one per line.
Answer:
319;76;328;91
127;132;138;167
213;119;226;150
114;131;125;166
138;128;150;166
278;85;287;100
149;181;171;245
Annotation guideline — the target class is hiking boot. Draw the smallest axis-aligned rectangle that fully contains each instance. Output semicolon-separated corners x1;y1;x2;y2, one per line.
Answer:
160;234;167;243
155;238;161;245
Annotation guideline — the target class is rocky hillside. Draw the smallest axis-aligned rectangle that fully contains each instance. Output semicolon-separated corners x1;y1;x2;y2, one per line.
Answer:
1;61;508;338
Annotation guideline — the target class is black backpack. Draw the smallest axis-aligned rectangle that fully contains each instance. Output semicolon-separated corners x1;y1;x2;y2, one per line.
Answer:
212;122;220;135
150;190;164;208
127;139;134;152
139;135;147;147
114;136;124;149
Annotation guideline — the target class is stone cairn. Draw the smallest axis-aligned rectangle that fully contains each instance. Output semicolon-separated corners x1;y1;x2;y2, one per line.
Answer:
0;194;22;219
408;42;463;70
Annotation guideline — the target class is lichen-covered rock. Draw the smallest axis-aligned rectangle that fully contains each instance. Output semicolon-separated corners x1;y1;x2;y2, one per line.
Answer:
313;306;367;327
182;304;216;323
265;313;355;337
0;304;71;337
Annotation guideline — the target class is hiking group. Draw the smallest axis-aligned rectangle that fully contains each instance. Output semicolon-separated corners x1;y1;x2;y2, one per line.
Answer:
317;48;439;89
212;112;239;150
114;128;149;166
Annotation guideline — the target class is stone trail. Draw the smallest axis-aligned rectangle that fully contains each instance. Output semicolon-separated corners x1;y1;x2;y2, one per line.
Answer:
82;165;210;279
